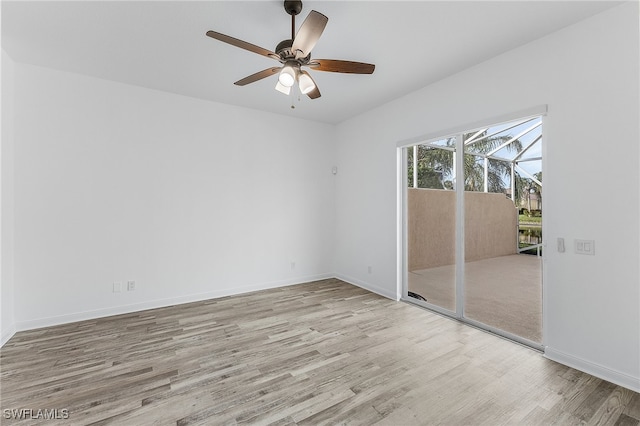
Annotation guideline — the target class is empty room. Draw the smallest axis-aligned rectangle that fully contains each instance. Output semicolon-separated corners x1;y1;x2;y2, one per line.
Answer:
1;1;639;425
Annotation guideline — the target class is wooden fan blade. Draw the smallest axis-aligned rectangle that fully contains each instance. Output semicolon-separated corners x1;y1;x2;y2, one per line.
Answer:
291;10;328;59
206;30;277;59
300;71;321;99
234;67;281;86
309;59;375;74
306;85;321;99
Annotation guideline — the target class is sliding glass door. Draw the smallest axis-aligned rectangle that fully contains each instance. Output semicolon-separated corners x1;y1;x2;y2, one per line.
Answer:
402;113;544;349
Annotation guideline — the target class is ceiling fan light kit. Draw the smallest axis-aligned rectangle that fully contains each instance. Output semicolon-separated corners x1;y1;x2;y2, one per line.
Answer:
206;0;375;101
298;72;315;94
275;81;292;95
278;62;297;87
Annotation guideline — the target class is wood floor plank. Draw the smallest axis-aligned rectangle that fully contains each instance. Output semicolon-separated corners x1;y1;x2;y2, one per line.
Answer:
589;388;637;426
1;278;638;425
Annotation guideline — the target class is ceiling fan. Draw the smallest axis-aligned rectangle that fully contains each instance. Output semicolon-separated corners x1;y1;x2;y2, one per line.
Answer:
206;0;375;100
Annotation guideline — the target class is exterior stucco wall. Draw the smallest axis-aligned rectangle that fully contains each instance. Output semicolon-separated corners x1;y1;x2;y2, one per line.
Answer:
408;188;517;270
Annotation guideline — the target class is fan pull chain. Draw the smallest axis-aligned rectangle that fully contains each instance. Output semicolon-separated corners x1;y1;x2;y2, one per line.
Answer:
291;86;295;109
291;83;297;109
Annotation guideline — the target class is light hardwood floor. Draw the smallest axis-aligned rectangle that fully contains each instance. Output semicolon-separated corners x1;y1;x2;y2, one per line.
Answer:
1;279;638;425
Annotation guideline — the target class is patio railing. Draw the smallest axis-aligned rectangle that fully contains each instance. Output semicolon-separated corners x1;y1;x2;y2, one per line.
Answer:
518;242;542;257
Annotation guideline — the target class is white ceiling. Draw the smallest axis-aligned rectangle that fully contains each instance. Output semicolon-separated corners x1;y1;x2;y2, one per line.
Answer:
2;1;621;124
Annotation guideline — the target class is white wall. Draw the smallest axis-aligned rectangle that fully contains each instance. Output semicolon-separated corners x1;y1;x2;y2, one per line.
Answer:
334;2;639;391
1;50;16;345
10;63;336;329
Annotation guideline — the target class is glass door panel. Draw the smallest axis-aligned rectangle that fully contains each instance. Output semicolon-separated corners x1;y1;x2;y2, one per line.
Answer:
462;121;543;344
406;143;456;312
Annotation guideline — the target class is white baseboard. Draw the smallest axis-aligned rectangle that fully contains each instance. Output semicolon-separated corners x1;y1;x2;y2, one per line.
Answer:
1;324;16;347
14;273;333;332
334;273;397;300
545;347;640;393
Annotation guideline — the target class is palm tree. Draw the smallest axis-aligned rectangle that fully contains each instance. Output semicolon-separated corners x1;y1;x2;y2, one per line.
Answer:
532;171;542;207
407;141;455;189
514;171;542;213
408;132;522;193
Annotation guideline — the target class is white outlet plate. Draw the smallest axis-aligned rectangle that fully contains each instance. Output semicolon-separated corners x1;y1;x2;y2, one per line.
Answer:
127;280;136;291
113;282;122;293
575;239;595;255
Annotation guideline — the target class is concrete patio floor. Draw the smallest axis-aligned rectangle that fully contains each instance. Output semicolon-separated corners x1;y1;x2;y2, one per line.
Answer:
408;254;542;343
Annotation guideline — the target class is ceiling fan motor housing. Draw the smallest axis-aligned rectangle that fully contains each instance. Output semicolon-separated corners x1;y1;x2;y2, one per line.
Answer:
275;39;294;57
275;39;311;63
